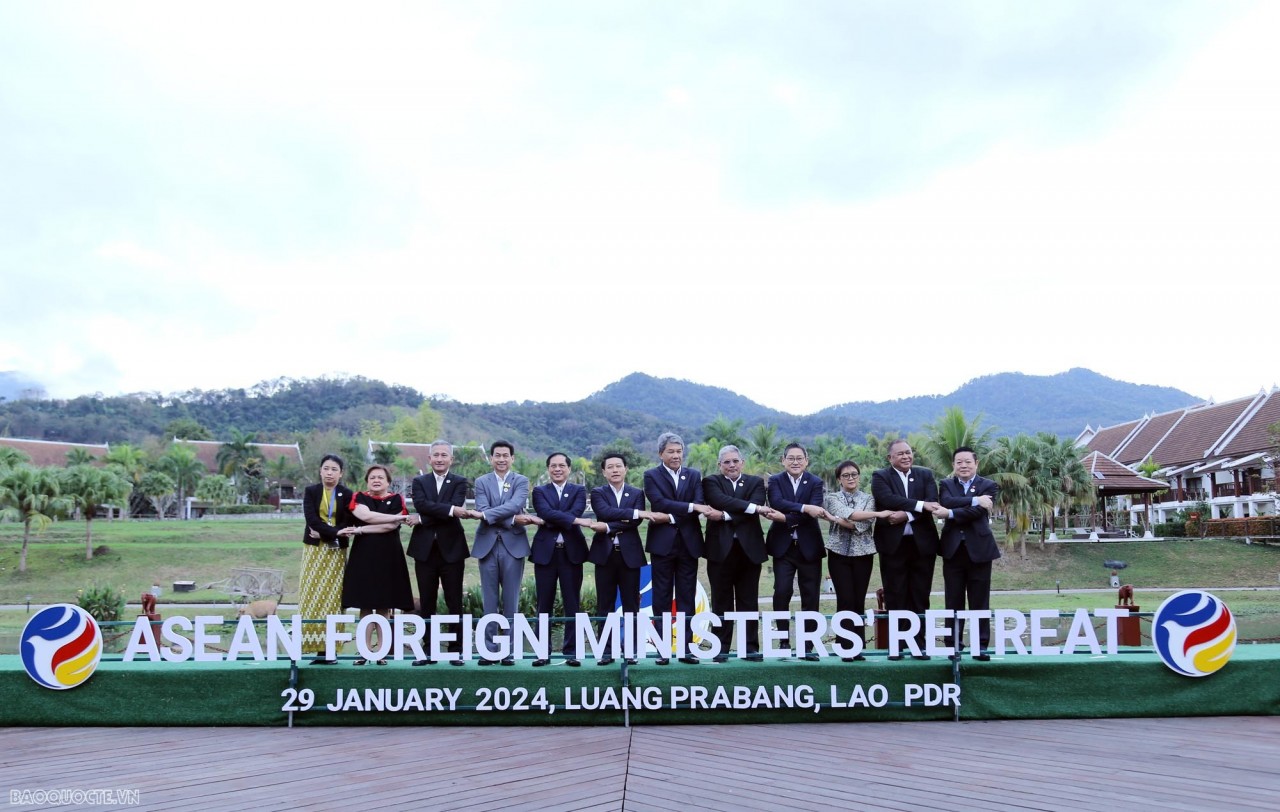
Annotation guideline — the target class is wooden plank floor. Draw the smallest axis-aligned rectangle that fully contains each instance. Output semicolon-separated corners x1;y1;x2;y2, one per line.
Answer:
3;717;1277;811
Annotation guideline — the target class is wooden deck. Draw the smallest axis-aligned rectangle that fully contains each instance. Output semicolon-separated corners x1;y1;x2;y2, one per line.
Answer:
3;717;1278;811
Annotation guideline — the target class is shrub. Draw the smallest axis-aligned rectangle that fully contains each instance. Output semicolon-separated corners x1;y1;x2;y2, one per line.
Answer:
77;583;125;622
1154;522;1185;538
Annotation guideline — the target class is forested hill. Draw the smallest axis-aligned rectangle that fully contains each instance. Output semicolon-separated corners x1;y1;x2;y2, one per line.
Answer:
817;368;1198;437
0;369;1200;453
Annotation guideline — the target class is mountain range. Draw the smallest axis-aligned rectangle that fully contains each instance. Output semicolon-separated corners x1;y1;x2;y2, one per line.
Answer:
1;368;1199;457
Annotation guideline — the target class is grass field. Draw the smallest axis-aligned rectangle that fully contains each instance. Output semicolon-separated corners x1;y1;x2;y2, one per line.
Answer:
3;518;1279;648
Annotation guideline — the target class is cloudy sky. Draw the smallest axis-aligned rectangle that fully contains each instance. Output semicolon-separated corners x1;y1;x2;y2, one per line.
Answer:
1;1;1275;414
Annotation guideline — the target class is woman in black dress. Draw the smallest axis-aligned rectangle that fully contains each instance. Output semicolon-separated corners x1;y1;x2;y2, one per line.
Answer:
338;464;416;665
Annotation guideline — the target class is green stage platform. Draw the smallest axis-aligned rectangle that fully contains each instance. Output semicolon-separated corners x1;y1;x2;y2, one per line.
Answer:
4;646;1279;726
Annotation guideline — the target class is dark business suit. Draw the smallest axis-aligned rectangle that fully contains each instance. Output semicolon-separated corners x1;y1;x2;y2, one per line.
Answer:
303;483;353;547
407;471;470;655
643;465;706;655
703;473;769;657
765;471;825;653
871;464;940;644
531;482;589;657
588;484;648;615
939;475;1000;650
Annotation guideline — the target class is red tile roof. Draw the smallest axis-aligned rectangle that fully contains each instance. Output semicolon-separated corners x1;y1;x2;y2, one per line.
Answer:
1112;409;1185;466
0;438;110;467
1085;420;1142;456
1218;390;1280;458
1145;395;1256;468
1081;451;1168;493
175;440;303;474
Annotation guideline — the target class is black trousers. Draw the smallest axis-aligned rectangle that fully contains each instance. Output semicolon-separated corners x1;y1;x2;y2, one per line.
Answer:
593;547;641;616
414;546;464;654
943;542;992;650
651;544;699;656
772;546;822;654
707;542;762;655
534;546;583;656
877;534;935;645
827;550;875;642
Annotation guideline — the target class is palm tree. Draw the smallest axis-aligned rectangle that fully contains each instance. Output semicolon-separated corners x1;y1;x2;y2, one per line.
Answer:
700;416;747;450
195;474;236;506
62;466;131;559
65;448;96;466
0;466;72;572
155;445;206;518
371;442;400;465
683;440;719;476
138;471;178;519
987;435;1048;559
104;443;146;516
918;407;996;473
0;446;30;469
808;434;860;486
264;454;302;506
216;429;259;477
1034;433;1095;541
744;424;786;476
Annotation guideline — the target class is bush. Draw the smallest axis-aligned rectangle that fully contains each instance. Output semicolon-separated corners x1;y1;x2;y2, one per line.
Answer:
205;505;278;515
1153;522;1185;538
77;583;125;622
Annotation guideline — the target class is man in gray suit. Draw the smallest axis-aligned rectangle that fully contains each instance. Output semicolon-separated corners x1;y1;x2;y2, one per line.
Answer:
467;440;536;665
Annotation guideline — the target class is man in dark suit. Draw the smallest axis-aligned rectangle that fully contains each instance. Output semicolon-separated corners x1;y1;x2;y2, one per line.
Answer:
587;451;651;666
529;452;591;667
643;432;717;665
871;439;941;660
930;445;999;661
765;443;827;661
406;441;471;666
703;444;784;662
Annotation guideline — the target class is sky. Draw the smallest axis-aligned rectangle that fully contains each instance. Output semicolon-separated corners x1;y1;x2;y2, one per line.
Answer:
1;1;1276;415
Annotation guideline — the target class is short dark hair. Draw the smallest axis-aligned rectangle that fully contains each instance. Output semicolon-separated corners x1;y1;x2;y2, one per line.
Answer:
489;440;514;456
318;453;345;473
600;450;628;470
783;442;807;459
546;452;570;467
954;446;977;461
835;460;860;480
364;464;392;483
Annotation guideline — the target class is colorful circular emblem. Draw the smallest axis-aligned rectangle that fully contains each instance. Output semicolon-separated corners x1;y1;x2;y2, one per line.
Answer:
1152;590;1236;678
20;604;103;690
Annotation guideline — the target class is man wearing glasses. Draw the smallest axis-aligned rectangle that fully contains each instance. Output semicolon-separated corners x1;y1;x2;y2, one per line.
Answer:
765;443;827;661
703;445;785;661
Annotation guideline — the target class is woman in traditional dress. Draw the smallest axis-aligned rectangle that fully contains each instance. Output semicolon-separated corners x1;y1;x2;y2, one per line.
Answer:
822;460;891;662
338;464;416;665
300;454;352;664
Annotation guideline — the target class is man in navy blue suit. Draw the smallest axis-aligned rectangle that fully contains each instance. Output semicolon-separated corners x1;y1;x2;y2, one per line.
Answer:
871;439;941;660
587;451;652;666
765;443;827;660
930;445;999;661
644;432;718;665
407;441;471;666
529;452;592;667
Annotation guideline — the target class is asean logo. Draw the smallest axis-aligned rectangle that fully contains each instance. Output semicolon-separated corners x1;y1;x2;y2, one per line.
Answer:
1152;590;1236;678
20;604;103;690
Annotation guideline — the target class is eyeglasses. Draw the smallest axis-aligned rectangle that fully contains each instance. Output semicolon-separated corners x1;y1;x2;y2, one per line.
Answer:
784;456;806;462
839;472;860;479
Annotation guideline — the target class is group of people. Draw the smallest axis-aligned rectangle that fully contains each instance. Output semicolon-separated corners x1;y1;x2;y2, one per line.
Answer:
299;434;1001;666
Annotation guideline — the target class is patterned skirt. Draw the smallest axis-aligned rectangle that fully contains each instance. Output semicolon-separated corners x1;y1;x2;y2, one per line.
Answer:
299;543;347;654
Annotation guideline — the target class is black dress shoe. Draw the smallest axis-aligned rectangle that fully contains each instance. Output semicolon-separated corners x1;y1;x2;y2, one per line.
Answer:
624;657;637;666
948;653;962;662
974;652;991;662
842;656;855;663
655;657;670;665
803;652;821;662
500;657;515;666
887;654;903;662
309;658;337;665
712;654;729;663
531;658;551;667
477;658;497;666
744;653;763;662
412;658;433;667
566;659;581;667
597;657;615;667
450;659;465;666
853;654;866;661
911;654;931;661
677;656;700;665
